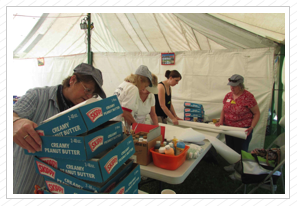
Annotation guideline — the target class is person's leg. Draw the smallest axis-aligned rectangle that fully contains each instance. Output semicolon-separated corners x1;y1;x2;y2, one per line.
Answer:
225;134;234;151
241;130;253;152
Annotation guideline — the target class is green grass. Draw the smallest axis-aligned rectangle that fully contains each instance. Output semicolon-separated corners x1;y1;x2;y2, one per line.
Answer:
138;121;285;194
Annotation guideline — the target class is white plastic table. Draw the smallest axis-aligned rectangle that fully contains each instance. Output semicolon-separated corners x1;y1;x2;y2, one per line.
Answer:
140;124;220;184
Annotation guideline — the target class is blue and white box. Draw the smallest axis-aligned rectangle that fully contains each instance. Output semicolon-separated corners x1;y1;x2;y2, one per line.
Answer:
184;102;204;110
42;162;140;194
25;121;124;161
35;96;122;137
34;134;135;183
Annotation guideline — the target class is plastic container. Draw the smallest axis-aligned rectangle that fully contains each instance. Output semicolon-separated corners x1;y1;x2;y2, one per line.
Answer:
172;137;178;148
150;145;190;170
169;142;175;155
155;141;161;152
159;147;165;154
176;140;185;156
186;148;196;159
164;145;174;156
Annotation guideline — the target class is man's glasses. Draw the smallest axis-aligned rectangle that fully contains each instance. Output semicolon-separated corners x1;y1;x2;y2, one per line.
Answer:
80;82;98;97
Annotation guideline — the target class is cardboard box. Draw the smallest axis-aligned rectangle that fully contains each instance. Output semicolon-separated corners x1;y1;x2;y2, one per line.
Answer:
132;123;166;141
184;102;204;109
35;96;122;137
184;117;204;122
184;108;204;114
184;113;204;118
25;121;123;161
34;134;136;185
131;126;163;166
43;163;140;194
44;160;140;194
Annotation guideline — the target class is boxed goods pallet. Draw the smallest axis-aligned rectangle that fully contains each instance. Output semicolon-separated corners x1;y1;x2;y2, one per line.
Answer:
25;96;142;194
184;102;205;122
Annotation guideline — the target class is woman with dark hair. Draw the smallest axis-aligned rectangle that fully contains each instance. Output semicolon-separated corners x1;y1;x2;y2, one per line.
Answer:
154;70;183;125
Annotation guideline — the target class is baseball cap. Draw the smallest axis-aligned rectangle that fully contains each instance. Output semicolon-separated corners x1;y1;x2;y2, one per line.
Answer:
135;65;153;87
227;74;244;86
73;63;106;99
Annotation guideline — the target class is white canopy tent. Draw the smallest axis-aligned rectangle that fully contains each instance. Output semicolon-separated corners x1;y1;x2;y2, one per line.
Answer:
11;13;285;151
13;13;284;57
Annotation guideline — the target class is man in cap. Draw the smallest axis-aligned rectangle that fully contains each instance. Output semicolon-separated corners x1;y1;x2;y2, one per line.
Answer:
13;63;106;193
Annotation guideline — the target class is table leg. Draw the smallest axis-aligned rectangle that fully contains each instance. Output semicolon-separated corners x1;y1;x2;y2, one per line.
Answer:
159;181;163;194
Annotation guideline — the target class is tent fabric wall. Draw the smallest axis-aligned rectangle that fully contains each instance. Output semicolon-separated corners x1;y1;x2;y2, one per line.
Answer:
13;47;274;151
93;48;274;151
12;54;87;95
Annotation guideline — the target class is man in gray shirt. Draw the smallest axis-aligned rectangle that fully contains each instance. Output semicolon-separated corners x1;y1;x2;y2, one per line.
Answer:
13;63;106;194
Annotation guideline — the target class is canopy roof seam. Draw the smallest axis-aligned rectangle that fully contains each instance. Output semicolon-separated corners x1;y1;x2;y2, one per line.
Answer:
207;37;211;50
115;14;141;52
62;33;84;56
13;13;49;57
133;13;156;52
124;13;148;52
153;13;172;52
98;13;126;52
91;39;105;53
92;22;117;52
216;14;285;36
177;16;192;51
62;32;85;55
191;27;201;50
175;14;245;49
23;13;63;58
44;14;83;57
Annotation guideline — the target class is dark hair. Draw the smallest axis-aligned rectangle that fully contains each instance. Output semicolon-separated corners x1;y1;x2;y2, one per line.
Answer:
165;70;182;80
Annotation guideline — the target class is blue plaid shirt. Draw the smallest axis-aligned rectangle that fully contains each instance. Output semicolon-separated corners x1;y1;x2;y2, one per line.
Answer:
13;86;60;194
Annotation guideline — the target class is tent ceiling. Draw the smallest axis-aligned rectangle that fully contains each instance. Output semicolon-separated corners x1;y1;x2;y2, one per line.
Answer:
12;13;284;59
209;13;285;43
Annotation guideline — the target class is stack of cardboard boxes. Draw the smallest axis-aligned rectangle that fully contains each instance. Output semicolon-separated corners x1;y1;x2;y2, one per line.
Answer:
26;96;141;194
183;102;204;122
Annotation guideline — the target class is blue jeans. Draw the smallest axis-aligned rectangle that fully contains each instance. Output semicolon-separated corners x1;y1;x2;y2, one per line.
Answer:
225;128;253;154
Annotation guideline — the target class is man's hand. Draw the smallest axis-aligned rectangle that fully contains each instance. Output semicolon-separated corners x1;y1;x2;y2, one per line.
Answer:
13;118;42;153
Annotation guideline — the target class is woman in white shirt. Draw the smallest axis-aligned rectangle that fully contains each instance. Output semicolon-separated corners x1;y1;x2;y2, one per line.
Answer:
133;74;158;125
113;65;153;127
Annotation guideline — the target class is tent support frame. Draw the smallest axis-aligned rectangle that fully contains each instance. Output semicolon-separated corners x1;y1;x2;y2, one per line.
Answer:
87;13;93;65
277;45;285;136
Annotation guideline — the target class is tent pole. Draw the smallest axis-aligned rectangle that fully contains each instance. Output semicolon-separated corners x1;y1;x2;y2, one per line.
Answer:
269;83;275;135
87;13;93;65
277;45;285;135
